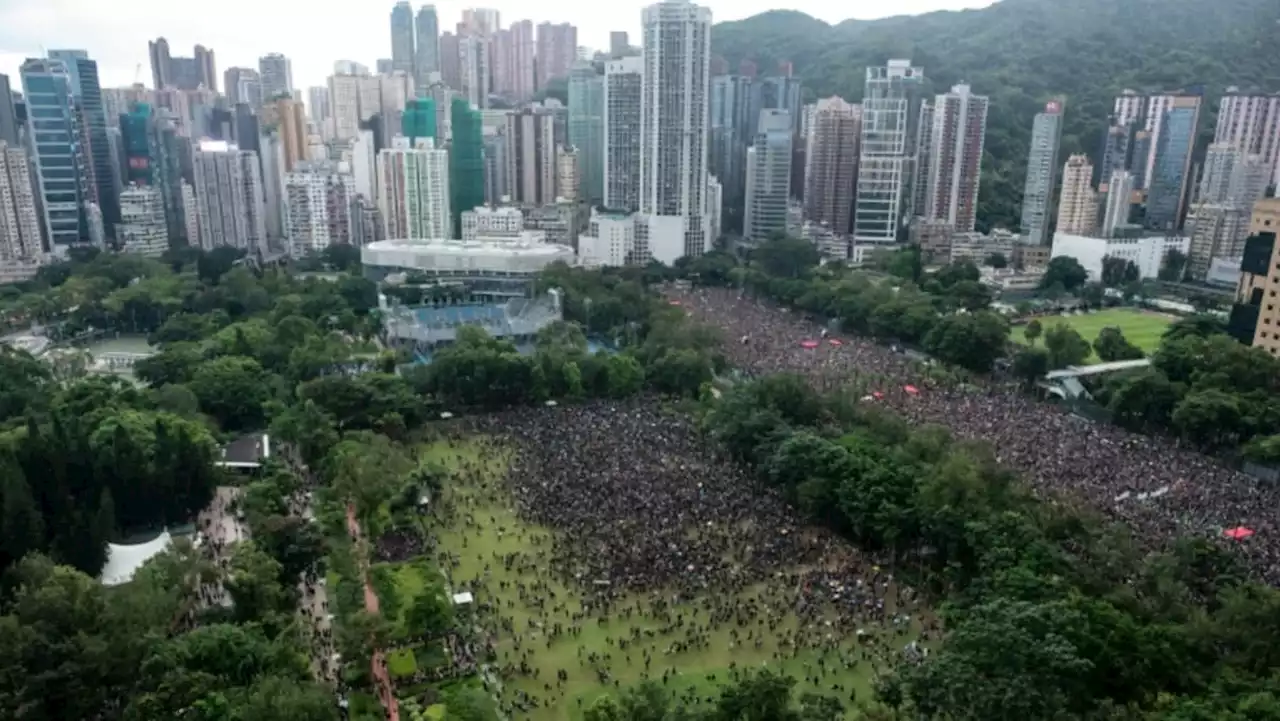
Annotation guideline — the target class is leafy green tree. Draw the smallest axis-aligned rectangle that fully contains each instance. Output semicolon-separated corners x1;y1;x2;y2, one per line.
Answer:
1159;248;1189;282
1023;319;1043;345
1040;257;1089;293
1093;327;1145;362
188;356;271;430
405;585;454;639
1105;370;1183;433
1011;347;1050;386
1101;255;1140;287
922;311;1009;372
751;237;821;278
1043;323;1091;369
984;252;1008;269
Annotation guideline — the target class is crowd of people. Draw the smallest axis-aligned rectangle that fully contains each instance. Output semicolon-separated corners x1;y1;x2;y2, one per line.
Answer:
431;403;935;717
670;287;1280;584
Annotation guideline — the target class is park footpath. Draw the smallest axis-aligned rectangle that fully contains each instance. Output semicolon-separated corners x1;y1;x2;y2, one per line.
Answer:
347;502;401;721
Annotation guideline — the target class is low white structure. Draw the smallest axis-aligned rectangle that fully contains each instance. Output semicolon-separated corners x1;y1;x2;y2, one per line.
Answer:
577;210;636;268
1050;231;1189;281
100;530;173;586
451;591;474;606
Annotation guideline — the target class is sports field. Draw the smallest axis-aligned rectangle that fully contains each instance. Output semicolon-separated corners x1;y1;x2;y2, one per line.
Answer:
1012;308;1172;363
425;439;923;721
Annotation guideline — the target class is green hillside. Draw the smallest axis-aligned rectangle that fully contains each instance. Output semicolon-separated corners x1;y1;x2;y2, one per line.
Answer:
710;0;1280;231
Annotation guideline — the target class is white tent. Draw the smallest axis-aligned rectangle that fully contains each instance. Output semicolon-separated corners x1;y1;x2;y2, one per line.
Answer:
99;530;174;586
451;591;474;606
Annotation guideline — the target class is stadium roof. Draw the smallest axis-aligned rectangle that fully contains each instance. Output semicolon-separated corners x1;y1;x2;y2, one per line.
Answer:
1044;358;1151;381
100;530;172;586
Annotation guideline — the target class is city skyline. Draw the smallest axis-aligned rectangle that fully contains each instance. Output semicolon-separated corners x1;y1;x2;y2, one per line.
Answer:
0;0;996;90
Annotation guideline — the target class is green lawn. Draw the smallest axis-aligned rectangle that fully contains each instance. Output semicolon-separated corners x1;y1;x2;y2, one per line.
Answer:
426;438;925;721
386;647;419;678
1012;308;1173;363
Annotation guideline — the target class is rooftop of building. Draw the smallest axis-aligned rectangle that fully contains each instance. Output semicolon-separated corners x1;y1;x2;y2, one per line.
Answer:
364;237;574;258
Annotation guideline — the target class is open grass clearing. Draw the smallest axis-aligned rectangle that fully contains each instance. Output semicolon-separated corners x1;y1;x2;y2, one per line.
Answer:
426;437;926;721
387;647;419;678
1012;308;1172;363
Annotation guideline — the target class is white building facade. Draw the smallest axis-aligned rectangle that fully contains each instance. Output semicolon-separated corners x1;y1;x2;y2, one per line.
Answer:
743;109;793;243
1051;231;1190;281
117;186;169;257
638;0;713;261
285;161;357;256
192;141;267;253
603;56;643;212
0;143;43;260
377;136;451;241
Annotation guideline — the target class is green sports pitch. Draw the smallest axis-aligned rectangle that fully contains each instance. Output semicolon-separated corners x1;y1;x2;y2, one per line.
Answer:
1011;308;1173;363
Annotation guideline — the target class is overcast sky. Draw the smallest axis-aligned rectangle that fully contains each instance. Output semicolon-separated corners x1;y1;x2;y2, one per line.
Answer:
0;0;995;92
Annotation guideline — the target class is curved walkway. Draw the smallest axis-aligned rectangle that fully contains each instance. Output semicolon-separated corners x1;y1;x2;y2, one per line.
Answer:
347;502;400;721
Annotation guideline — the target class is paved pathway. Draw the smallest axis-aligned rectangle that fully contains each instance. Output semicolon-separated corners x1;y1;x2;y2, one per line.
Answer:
348;502;400;721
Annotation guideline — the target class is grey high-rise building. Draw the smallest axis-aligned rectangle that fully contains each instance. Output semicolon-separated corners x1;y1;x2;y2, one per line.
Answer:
225;67;263;107
610;32;630;58
1097;116;1135;191
20;58;91;248
416;5;440;90
854;59;925;245
603;56;642;212
192;140;266;253
1019;99;1064;245
751;76;802;140
391;2;417;78
709;75;753;229
744;109;793;242
259;54;293;100
0;75;18;146
48;50;118;239
1145;95;1201;232
194;45;217;92
149;38;172;89
568;62;604;203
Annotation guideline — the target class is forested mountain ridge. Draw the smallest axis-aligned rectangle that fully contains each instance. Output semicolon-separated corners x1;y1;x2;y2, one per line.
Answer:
711;0;1280;232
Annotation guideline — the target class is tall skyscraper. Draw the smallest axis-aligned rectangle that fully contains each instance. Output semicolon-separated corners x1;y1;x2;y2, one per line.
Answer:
709;75;753;226
604;56;642;212
639;0;713;262
285;161;356;255
568;61;604;203
1145;95;1201;231
449;98;485;237
458;34;491;109
1113;90;1188;192
1212;90;1280;189
744;109;793;242
1196;143;1266;206
1019;99;1063;245
439;32;461;90
854;59;925;244
259;54;293;100
506;107;557;206
924;83;987;233
0;143;44;258
391;2;417;78
148;38;172;89
192;140;266;252
557;146;579;201
461;8;501;35
117;186;168;257
194;45;217;92
751;76;802;139
225;67;263;107
377;136;450;239
535;22;578;91
493;20;536;101
610;32;630;58
803;96;860;235
1096;116;1134;191
416;6;441;91
0;75;17;146
20;58;91;248
273;98;308;172
1056;154;1097;235
307;86;331;126
48;50;119;238
1101;170;1135;237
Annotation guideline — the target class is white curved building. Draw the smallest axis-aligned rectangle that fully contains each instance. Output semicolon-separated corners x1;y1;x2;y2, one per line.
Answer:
361;234;574;293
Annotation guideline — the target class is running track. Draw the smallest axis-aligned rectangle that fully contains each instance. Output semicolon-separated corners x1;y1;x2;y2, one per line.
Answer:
347;502;400;721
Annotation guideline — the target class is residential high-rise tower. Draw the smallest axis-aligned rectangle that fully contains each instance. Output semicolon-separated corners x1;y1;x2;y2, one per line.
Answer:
258;54;293;100
924;83;988;233
604;56;642;212
1055;154;1097;235
192;140;266;253
1019;99;1063;245
743;109;793;242
638;0;713;262
854;59;925;245
803;96;860;235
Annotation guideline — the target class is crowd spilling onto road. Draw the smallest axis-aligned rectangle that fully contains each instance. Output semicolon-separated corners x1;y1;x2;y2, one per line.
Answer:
433;402;934;715
669;287;1280;584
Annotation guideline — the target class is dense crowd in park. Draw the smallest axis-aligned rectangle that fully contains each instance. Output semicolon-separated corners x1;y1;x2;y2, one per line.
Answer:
432;401;930;716
670;285;1280;584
